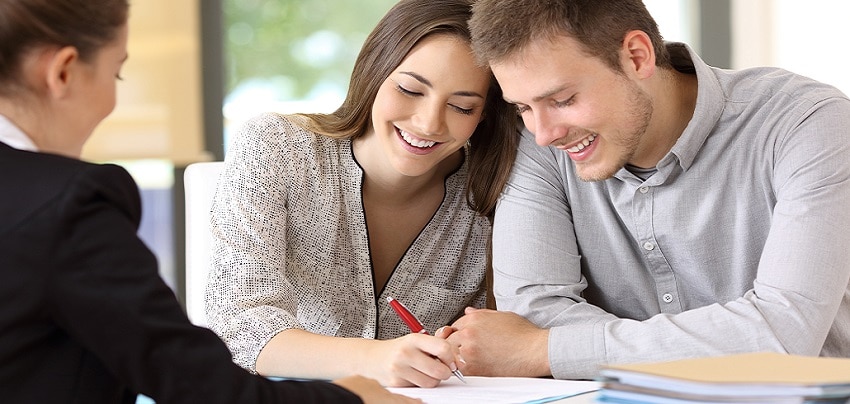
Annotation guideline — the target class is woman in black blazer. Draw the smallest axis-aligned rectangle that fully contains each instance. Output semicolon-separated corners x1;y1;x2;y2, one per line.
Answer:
0;1;418;403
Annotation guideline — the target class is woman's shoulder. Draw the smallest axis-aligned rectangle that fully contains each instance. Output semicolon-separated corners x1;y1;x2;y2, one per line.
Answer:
238;112;334;142
232;112;346;157
2;146;134;193
0;148;139;233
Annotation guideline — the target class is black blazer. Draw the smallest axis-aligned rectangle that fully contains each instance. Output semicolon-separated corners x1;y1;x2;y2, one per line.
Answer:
0;142;360;404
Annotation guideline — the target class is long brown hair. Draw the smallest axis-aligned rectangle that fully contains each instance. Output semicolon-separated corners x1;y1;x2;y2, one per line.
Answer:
296;0;518;217
469;0;671;72
0;0;129;96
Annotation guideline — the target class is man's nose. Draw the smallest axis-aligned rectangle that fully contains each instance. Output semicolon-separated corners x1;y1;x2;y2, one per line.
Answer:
527;109;565;147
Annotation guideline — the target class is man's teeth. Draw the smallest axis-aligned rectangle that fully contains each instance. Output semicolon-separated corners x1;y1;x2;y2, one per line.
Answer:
401;131;436;148
566;134;597;153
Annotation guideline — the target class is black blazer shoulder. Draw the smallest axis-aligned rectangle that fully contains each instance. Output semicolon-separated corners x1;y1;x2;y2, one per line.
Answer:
0;142;141;236
0;142;362;404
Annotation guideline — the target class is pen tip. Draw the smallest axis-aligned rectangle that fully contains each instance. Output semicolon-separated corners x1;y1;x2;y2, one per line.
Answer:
453;370;467;384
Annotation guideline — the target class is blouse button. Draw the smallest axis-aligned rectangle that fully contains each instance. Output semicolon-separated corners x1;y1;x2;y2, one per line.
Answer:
662;293;674;303
643;242;655;251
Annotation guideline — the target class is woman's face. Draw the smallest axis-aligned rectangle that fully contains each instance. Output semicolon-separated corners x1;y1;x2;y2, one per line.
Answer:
366;34;490;179
57;23;129;157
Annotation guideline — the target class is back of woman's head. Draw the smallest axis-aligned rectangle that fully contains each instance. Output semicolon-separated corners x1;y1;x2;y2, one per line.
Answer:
0;0;129;95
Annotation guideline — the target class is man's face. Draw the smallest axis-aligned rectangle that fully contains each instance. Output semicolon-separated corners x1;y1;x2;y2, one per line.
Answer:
491;35;653;182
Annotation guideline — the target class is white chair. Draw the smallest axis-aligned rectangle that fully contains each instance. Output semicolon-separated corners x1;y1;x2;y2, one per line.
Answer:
183;161;224;327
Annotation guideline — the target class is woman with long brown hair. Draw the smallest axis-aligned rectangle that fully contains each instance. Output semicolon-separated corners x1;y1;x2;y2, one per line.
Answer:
206;0;518;388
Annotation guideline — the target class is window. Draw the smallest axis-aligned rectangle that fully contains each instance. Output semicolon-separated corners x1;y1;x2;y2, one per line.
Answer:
223;0;398;147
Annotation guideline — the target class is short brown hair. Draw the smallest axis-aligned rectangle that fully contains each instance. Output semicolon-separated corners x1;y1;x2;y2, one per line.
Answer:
298;0;519;216
469;0;671;72
0;0;129;95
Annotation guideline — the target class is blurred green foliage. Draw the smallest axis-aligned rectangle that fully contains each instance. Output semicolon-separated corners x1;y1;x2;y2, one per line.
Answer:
224;0;397;101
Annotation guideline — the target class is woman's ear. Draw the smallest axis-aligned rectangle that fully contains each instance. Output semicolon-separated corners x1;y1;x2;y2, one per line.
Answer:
44;46;80;99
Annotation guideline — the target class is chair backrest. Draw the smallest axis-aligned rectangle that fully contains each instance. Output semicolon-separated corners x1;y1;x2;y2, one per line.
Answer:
183;161;224;326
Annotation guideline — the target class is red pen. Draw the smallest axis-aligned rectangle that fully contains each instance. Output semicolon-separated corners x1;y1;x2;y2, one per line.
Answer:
387;296;428;334
386;296;467;383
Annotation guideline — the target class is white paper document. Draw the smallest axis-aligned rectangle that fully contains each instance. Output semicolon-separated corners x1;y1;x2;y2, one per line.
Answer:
388;376;600;403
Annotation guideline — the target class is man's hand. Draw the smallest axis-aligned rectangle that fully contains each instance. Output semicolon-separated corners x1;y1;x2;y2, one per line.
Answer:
443;307;551;377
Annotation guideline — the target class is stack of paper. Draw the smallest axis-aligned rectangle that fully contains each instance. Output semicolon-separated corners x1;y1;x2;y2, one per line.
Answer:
597;352;850;403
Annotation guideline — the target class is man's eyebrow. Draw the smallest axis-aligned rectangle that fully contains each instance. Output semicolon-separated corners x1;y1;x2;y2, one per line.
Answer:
399;71;485;99
504;84;571;105
532;85;570;102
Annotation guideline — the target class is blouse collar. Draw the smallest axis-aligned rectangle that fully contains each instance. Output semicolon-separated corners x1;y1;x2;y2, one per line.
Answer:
0;114;38;152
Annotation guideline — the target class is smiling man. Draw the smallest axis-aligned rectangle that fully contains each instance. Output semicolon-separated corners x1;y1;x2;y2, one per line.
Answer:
442;0;850;380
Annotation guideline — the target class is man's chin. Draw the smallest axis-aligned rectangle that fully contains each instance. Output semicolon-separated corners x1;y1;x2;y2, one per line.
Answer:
575;164;617;182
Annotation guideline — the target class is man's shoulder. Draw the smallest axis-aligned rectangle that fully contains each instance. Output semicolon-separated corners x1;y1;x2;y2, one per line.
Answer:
718;65;847;106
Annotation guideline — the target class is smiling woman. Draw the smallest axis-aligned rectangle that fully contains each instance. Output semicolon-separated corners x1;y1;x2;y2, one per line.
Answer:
204;0;519;389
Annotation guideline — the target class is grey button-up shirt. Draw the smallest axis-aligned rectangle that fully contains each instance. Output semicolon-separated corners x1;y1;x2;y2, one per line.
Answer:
492;43;850;379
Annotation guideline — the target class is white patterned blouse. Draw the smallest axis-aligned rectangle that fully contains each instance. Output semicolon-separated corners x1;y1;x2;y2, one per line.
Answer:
205;112;490;372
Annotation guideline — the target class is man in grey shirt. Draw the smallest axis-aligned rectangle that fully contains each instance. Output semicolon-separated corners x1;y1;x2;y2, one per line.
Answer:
441;0;850;380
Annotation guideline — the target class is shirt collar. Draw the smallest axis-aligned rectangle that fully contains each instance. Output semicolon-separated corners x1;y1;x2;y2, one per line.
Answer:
664;42;726;171
0;114;38;152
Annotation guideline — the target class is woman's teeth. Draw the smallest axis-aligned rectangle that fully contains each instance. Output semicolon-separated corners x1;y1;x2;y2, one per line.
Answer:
401;131;437;148
566;134;597;153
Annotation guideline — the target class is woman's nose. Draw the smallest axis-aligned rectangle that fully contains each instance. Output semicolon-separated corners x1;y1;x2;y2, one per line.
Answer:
412;101;446;136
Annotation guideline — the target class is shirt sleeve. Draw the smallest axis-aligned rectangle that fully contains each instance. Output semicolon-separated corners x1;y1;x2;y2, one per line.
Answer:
494;97;850;379
205;114;303;372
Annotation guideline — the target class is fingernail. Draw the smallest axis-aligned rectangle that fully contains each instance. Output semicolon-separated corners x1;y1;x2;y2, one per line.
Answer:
436;326;447;334
449;362;458;371
458;354;467;364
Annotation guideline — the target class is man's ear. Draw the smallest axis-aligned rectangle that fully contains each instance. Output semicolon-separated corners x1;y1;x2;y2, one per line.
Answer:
620;30;656;79
44;46;80;99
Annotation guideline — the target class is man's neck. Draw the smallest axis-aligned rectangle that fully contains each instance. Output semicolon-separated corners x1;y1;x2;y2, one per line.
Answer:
634;68;698;168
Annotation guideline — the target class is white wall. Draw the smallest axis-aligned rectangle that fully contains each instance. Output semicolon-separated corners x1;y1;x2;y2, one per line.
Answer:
645;0;699;47
732;0;850;95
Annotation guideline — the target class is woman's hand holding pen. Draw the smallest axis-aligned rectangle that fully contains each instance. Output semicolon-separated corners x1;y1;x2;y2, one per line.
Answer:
257;328;462;387
361;333;462;387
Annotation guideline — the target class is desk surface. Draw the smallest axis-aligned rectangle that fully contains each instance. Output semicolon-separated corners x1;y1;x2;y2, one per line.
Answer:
138;380;601;403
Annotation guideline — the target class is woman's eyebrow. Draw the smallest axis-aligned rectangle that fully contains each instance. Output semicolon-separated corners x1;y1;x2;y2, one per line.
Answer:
399;71;485;98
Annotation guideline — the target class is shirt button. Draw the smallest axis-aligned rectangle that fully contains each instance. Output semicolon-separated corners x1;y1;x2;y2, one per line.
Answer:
643;242;655;251
662;293;673;303
639;186;649;194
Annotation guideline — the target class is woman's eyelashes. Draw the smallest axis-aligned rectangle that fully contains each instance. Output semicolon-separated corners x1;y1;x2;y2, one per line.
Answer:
395;84;476;116
450;105;474;115
395;83;420;97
